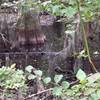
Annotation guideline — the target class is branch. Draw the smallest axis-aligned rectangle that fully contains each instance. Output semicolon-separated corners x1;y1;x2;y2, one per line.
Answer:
24;79;79;100
0;32;9;44
24;88;53;100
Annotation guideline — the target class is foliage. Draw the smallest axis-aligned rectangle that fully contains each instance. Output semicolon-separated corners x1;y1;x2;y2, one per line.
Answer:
41;0;100;20
0;64;100;99
54;74;63;84
76;69;87;83
1;0;99;20
6;0;98;21
25;65;100;99
17;0;41;13
41;0;77;17
0;64;26;89
25;65;69;96
43;77;51;84
62;70;100;100
50;69;100;99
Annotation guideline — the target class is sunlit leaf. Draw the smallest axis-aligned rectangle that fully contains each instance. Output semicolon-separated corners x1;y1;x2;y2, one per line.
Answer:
54;74;63;84
76;69;87;82
25;65;33;73
43;77;51;84
61;81;70;89
52;87;62;96
64;7;77;17
28;74;36;80
11;63;16;69
34;70;43;77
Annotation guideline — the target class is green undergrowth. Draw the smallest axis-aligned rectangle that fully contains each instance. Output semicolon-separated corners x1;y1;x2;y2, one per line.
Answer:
1;64;100;100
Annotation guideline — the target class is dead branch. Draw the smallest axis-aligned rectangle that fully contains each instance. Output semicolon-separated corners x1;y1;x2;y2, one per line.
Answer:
24;88;53;100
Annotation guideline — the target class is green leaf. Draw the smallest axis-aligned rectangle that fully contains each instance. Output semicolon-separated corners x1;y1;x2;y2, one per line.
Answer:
52;87;62;96
0;66;25;89
61;81;70;89
64;7;77;17
43;77;51;84
28;74;36;80
25;65;33;73
76;69;87;82
34;70;43;77
52;5;61;16
54;74;63;84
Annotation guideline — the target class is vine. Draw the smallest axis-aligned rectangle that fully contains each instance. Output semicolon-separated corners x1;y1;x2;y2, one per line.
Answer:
76;0;98;72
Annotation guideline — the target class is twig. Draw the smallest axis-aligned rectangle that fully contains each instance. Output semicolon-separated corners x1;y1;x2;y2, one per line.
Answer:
24;79;79;100
24;88;53;100
0;32;9;43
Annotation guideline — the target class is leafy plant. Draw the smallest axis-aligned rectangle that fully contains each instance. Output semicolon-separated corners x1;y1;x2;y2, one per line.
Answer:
25;64;100;99
25;65;70;96
43;77;51;84
0;64;26;89
54;74;63;84
76;69;87;84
